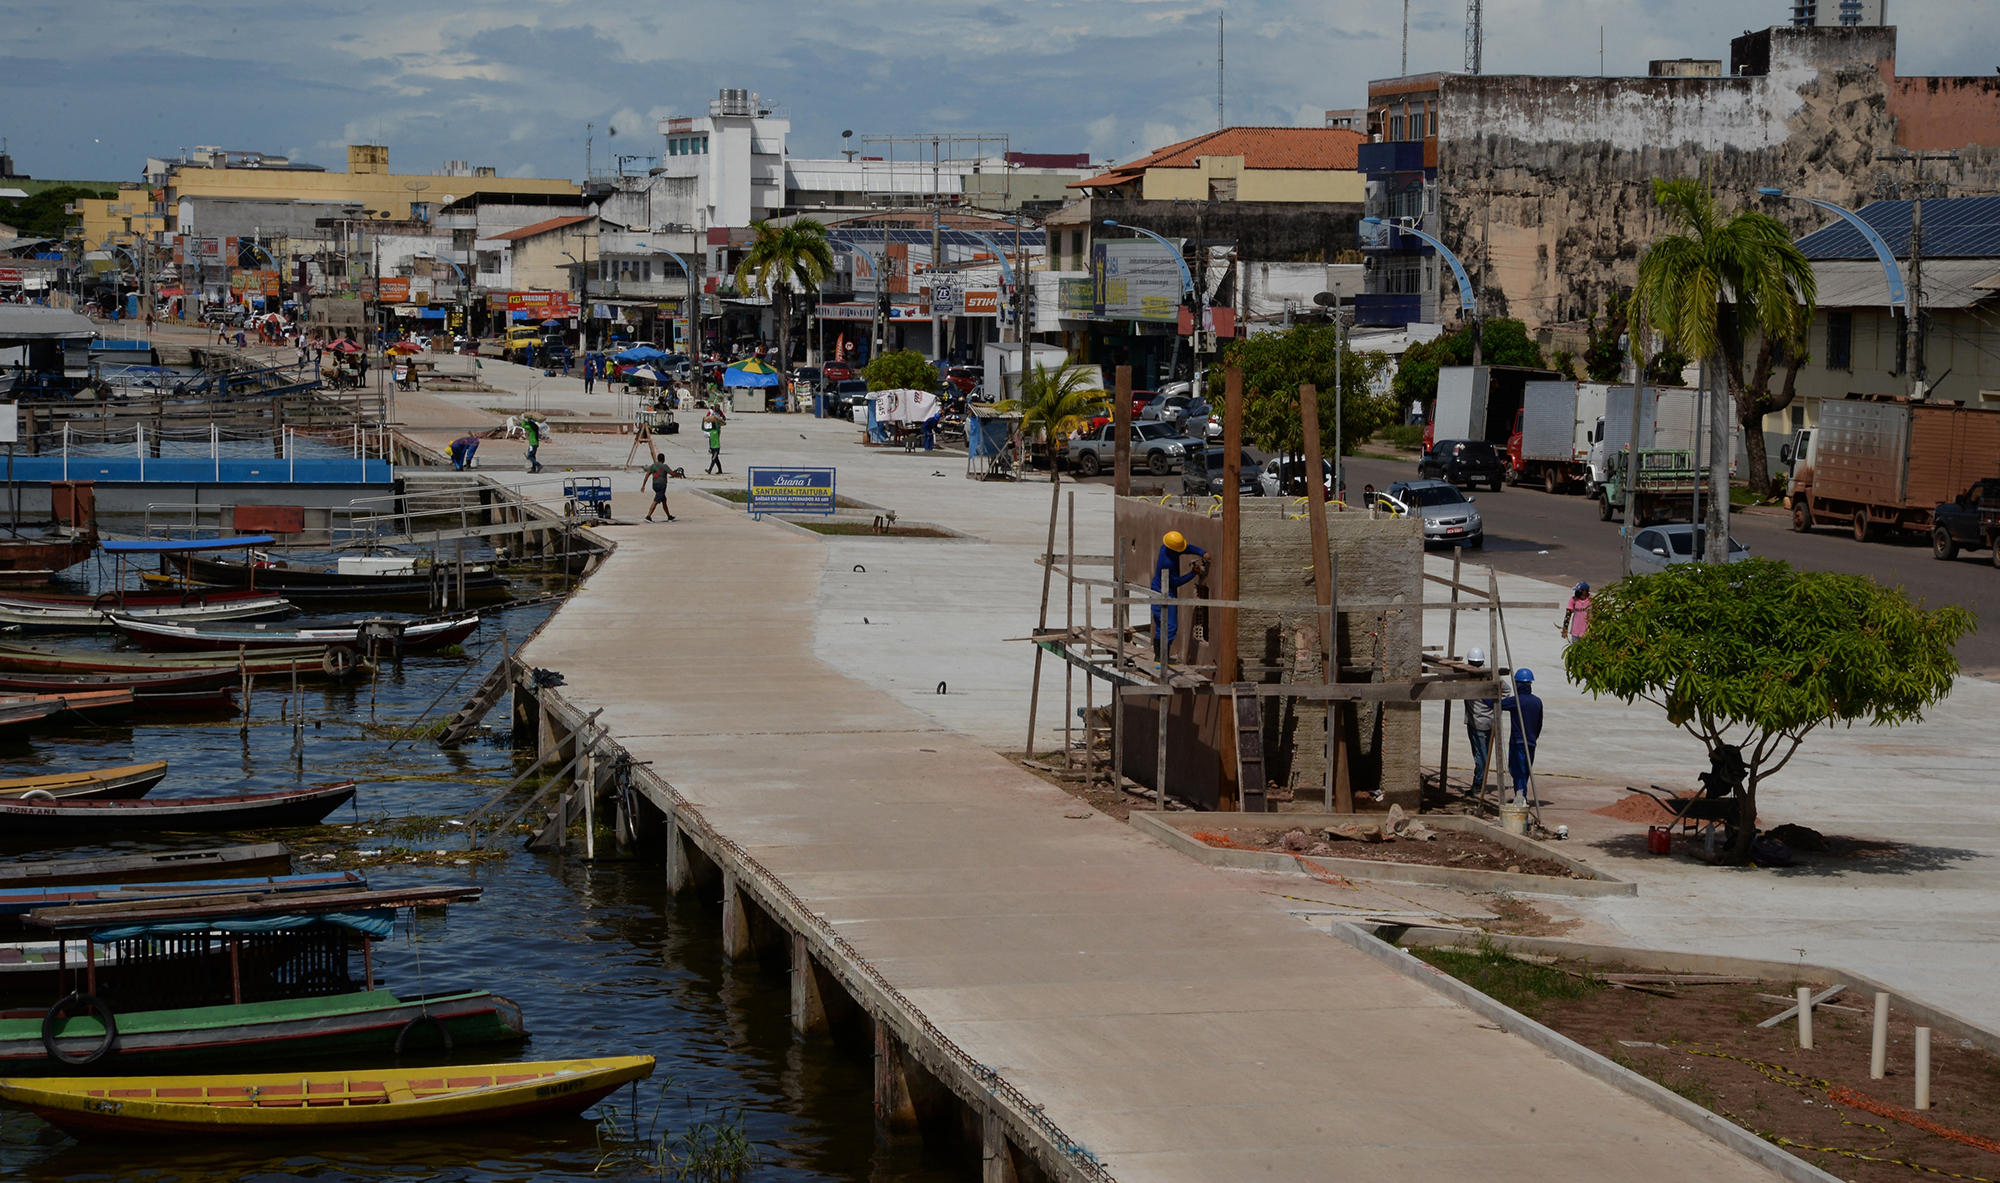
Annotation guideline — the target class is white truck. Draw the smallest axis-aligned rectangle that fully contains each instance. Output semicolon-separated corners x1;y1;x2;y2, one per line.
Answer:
1507;381;1611;494
1587;387;1738;496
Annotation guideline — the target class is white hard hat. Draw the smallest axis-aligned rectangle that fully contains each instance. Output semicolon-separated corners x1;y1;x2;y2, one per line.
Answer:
1466;648;1486;666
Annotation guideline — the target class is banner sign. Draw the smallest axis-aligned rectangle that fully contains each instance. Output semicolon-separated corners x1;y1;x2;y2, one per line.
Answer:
486;290;576;318
962;290;999;316
746;467;836;519
1094;240;1182;322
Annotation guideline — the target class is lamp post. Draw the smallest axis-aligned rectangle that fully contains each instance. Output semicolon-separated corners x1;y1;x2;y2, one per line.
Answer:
1758;186;1912;397
634;241;702;372
1361;215;1480;363
1100;218;1199;400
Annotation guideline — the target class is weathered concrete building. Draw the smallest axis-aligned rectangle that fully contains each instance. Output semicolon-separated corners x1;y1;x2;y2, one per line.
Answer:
1362;24;2000;334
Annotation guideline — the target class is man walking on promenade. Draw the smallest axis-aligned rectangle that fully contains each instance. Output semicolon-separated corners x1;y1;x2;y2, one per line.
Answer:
583;358;596;395
523;415;545;474
704;411;723;474
640;452;677;522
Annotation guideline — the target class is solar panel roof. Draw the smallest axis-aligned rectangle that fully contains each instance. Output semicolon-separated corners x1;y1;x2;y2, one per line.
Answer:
827;227;1046;251
1795;196;2000;261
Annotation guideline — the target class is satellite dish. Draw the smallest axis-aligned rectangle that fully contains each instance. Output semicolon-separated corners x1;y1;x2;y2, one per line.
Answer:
440;194;456;204
1312;291;1338;307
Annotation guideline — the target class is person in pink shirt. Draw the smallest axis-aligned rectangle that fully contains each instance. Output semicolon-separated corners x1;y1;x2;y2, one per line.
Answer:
1560;582;1591;644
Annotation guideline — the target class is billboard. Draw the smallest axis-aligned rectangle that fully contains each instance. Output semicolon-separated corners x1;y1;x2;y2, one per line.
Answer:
377;277;410;303
746;467;836;518
962;290;999;316
486;291;576;318
1093;241;1182;321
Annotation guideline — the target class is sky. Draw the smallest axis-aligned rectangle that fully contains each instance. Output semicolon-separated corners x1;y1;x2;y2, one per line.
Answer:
3;0;1993;184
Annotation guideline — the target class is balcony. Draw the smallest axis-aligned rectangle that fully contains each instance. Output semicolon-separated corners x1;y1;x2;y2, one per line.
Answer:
1356;141;1429;176
1354;293;1425;327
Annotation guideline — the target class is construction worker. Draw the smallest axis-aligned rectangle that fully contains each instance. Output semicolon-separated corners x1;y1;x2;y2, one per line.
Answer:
1151;530;1208;663
1463;647;1493;793
1498;668;1544;804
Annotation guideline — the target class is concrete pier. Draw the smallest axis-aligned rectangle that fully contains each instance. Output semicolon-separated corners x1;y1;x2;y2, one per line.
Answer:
513;491;1780;1182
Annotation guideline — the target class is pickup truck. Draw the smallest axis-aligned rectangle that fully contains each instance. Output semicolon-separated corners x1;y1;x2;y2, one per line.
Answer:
1931;478;2000;564
1597;448;1710;524
1068;421;1201;476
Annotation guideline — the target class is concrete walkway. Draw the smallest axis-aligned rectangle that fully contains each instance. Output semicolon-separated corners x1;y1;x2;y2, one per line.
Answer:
520;486;1777;1180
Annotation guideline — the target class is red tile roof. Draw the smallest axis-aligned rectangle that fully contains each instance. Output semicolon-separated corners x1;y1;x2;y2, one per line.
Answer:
1070;127;1364;189
489;215;593;241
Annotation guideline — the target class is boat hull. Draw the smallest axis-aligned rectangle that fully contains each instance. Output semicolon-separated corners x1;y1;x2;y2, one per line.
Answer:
0;844;292;888
0;596;294;632
114;615;480;654
0;641;330;677
0;990;526;1075
0;782;355;834
168;553;512;607
0;762;168;802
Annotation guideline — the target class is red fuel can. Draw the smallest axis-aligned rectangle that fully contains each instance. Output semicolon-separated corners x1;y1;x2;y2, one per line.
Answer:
1647;826;1672;855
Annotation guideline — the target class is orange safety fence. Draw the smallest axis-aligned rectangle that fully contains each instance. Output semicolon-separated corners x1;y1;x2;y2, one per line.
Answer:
1828;1085;2000;1157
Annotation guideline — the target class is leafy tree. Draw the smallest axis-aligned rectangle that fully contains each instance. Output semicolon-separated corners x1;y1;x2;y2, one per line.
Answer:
0;185;114;241
996;361;1107;464
1388;318;1547;414
1583;293;1632;383
1551;349;1578;380
863;349;937;393
1646;349;1691;387
734;218;835;371
1211;324;1391;458
1564;560;1972;864
1632;178;1816;502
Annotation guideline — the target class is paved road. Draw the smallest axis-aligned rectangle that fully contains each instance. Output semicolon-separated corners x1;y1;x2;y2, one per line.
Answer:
1339;452;2000;676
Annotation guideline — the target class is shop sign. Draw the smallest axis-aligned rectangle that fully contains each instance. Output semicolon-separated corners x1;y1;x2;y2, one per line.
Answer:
746;467;836;519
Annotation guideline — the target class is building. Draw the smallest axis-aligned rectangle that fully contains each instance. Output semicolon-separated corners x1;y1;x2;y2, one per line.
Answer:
1360;22;2000;337
1781;196;2000;436
148;145;576;225
1791;0;1885;26
1047;126;1365;387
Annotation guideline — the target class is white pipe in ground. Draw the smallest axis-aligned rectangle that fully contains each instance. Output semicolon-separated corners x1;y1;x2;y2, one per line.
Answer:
1797;986;1813;1050
1871;992;1890;1080
1915;1026;1931;1109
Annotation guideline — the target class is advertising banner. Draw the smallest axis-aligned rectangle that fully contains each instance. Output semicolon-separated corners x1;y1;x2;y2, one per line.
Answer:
1094;240;1183;322
378;277;410;303
746;467;836;518
962;290;999;316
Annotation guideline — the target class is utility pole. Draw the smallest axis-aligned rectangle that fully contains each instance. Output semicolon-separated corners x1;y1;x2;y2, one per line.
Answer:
1877;150;1958;399
1465;0;1483;74
1217;13;1225;130
932;137;944;372
1403;0;1411;76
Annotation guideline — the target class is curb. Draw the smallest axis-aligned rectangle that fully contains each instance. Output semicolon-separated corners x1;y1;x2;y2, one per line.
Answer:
1324;921;1844;1183
1129;810;1636;897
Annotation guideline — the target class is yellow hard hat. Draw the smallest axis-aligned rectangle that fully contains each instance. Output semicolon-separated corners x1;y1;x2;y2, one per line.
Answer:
1163;531;1187;552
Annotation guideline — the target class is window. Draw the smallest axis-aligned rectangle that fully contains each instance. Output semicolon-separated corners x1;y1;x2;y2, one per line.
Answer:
643;260;652;282
1208;177;1237;202
1824;311;1852;370
476;251;500;276
1427;102;1437;136
451;229;475;252
1390;114;1406;140
701;136;709;153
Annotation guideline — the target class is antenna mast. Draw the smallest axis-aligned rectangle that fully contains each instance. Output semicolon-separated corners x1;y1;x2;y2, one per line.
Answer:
1465;0;1483;74
1403;0;1410;75
1217;12;1225;129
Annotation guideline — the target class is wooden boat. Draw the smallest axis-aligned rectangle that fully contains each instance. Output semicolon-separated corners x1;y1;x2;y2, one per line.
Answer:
0;640;337;677
0;594;293;632
0;690;135;734
0;534;95;584
0;871;362;922
1;587;285;610
0;844;292;888
0;1055;645;1135
164;552;512;608
0;762;167;802
0;667;242;694
0;781;356;834
113;613;480;655
127;687;238;716
0;990;528;1075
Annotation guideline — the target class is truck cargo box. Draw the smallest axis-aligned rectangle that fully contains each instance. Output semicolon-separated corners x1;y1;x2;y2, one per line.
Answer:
1434;365;1559;446
1521;382;1610;462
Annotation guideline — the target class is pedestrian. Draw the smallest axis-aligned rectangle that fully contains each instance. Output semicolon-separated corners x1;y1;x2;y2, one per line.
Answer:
449;432;480;471
144;310;155;334
1150;530;1208;664
640;451;678;521
704;412;723;474
1463;647;1494;794
583;359;596;395
234;330;247;349
1362;482;1377;509
1498;668;1544;805
523;414;544;473
1560;582;1591;644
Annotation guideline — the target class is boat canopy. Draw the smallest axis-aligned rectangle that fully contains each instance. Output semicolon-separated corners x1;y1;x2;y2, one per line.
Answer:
89;908;397;942
101;536;278;554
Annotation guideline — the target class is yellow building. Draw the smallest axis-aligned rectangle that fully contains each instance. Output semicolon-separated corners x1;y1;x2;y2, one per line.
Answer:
1068;127;1365;204
150;145;577;227
73;185;169;251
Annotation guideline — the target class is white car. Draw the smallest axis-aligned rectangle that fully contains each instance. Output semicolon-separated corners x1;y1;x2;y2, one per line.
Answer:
1629;524;1750;574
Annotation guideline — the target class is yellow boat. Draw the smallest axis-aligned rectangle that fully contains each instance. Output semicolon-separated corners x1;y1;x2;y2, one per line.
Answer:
0;1056;654;1138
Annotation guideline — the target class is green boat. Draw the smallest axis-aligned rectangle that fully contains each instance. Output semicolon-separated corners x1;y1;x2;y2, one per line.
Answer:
3;989;526;1073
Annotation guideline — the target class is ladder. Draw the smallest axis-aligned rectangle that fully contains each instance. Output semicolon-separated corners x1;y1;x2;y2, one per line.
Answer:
1230;683;1268;812
436;657;514;748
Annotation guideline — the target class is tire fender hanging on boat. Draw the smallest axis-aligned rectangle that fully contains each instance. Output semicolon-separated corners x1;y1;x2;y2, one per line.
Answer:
393;1013;453;1054
42;992;117;1066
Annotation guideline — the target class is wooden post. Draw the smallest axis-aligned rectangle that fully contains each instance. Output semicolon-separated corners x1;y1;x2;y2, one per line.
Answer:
1298;384;1342;812
364;938;375;990
1156;686;1169;811
1216;367;1243;811
229;937;243;1004
721;873;752;962
1436;548;1463;810
1063;493;1075;767
1113;365;1132;496
1022;449;1063;761
665;811;692;895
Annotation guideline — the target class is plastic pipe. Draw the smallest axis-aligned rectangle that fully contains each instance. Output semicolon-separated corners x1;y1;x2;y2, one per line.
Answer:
1797;986;1813;1050
1915;1027;1931;1109
1871;993;1890;1080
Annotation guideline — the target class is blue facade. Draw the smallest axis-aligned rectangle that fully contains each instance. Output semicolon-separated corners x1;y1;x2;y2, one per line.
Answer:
13;458;394;484
1358;139;1439;328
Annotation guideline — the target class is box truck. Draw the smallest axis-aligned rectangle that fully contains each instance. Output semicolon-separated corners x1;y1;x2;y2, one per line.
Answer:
1506;381;1611;494
1426;364;1561;450
1790;396;2000;542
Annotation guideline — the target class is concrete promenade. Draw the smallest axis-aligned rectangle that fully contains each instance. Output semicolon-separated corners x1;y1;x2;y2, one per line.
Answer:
516;470;1776;1179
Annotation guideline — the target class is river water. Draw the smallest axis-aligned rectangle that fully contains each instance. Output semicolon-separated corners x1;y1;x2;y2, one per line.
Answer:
0;566;962;1182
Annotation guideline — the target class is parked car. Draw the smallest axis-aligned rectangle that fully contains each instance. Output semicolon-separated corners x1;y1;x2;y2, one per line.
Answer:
1629;524;1750;574
1418;439;1508;490
1930;477;2000;561
822;361;857;383
1141;393;1195;427
1182;448;1262;497
1257;456;1334;498
793;366;823;394
1068;421;1201;476
828;379;871;411
1378;480;1485;548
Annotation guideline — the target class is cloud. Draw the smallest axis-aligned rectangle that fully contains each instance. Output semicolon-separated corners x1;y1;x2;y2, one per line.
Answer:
3;0;1992;181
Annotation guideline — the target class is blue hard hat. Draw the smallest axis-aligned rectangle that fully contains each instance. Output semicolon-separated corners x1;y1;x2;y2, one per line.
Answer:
1574;581;1590;595
1514;668;1535;684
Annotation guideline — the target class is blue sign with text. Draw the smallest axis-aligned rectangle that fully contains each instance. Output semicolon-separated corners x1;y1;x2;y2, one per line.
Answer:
747;467;836;518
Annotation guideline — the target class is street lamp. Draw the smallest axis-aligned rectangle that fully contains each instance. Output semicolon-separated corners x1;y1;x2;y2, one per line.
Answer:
1100;218;1202;398
634;241;702;369
1360;215;1481;363
1758;186;1914;398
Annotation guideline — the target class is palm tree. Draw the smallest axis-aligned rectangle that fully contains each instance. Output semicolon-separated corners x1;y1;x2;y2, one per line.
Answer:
734;219;835;378
997;361;1108;472
1632;179;1817;543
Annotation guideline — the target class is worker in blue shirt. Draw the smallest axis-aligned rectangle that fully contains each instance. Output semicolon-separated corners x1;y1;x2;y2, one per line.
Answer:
1498;668;1544;803
1152;530;1208;663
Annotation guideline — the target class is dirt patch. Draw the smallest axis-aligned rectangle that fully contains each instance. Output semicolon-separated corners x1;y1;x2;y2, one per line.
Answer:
1416;945;2000;1183
1594;790;1690;824
1477;895;1584;938
1013;753;1138;821
794;521;956;538
1196;826;1586;879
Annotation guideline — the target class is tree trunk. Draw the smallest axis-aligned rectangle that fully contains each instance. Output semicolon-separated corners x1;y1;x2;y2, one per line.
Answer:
1705;354;1731;564
774;286;791;380
1726;777;1758;864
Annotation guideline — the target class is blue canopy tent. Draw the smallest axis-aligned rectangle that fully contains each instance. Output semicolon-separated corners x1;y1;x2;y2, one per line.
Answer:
722;360;782;387
613;345;667;363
